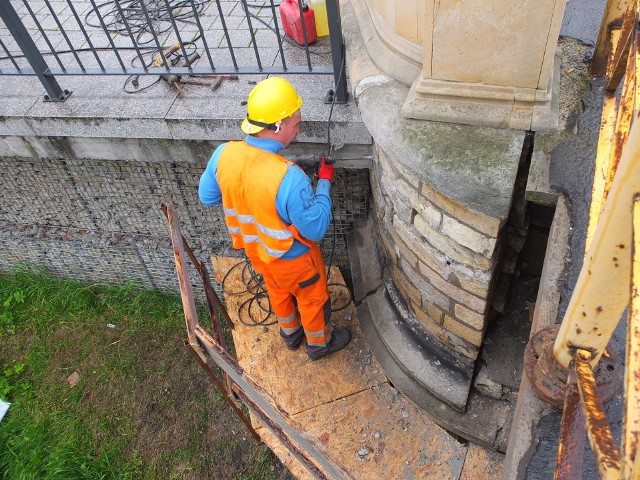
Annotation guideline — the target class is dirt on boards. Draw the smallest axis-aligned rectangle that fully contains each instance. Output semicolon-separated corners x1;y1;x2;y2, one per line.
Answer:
211;256;504;479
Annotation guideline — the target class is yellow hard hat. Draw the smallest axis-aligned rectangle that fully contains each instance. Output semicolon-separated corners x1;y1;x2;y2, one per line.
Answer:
241;77;303;134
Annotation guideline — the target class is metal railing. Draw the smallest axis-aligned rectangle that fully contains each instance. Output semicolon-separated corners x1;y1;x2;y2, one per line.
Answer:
525;0;640;478
0;0;347;102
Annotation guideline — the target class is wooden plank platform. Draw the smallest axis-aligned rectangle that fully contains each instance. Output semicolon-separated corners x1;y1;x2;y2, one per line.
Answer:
211;256;504;479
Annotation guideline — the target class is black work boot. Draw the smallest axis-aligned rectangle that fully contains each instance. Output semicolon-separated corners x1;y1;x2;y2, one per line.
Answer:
306;328;352;360
280;328;304;350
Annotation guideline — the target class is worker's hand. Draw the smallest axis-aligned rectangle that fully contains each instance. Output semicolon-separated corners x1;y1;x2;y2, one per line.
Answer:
318;154;334;183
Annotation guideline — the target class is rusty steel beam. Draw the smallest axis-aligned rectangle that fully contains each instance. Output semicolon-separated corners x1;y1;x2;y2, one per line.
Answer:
194;325;355;480
622;196;640;479
606;1;635;89
593;0;632;75
554;116;640;369
588;22;638;252
555;368;587;480
162;202;198;347
575;349;622;480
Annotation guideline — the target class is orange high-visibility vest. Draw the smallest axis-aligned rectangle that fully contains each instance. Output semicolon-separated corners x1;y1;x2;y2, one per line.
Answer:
217;141;311;264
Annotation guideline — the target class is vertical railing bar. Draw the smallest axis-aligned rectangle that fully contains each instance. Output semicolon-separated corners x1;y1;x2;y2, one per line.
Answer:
326;0;347;102
20;0;66;72
295;0;313;70
64;0;105;72
214;0;238;70
240;0;263;71
42;0;85;72
0;38;21;71
187;0;215;69
575;349;622;479
622;194;640;479
162;0;192;72
138;0;171;72
88;0;128;72
0;0;69;101
268;0;287;70
113;0;149;73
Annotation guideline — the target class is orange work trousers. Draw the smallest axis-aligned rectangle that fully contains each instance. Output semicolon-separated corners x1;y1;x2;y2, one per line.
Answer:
249;243;331;351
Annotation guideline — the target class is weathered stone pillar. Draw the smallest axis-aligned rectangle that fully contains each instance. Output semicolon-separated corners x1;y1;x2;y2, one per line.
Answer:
344;0;559;425
401;0;566;129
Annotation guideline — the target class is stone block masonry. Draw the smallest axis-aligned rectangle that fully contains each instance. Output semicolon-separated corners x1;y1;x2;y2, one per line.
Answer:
0;136;370;298
370;143;506;362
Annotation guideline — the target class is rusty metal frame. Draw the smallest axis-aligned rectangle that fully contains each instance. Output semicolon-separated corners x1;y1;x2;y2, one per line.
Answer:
551;0;640;478
161;202;354;480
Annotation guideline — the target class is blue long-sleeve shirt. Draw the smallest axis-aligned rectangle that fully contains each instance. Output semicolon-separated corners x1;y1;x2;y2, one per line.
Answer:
198;136;332;260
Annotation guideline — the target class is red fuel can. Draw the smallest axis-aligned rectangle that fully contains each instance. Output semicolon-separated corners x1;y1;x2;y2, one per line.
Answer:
279;0;317;45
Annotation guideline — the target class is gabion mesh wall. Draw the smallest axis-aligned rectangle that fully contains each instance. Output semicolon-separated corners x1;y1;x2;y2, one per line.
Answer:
0;149;370;296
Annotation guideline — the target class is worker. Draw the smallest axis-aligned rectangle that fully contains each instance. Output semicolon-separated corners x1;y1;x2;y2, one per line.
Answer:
198;76;351;361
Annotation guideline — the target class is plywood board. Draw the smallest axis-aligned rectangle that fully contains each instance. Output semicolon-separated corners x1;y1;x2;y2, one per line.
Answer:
256;383;468;480
211;256;386;415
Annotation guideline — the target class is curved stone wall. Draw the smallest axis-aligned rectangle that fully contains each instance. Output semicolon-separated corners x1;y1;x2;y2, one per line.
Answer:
371;142;499;362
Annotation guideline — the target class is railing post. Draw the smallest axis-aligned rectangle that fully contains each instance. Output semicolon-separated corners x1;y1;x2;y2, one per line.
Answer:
325;0;348;104
0;0;70;102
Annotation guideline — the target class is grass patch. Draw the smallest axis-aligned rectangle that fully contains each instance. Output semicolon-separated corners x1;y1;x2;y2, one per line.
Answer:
0;267;292;480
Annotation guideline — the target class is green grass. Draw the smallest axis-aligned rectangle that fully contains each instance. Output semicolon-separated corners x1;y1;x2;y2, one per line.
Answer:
0;266;291;480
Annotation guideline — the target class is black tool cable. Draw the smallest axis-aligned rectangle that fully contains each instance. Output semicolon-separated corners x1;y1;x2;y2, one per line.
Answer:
84;0;209;45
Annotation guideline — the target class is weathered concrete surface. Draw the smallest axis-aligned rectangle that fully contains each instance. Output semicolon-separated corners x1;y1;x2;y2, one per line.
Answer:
561;0;608;46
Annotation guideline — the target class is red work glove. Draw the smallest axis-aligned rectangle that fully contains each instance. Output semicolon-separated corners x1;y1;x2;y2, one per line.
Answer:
318;154;334;183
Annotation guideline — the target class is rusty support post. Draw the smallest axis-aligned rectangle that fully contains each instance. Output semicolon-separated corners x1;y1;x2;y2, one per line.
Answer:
555;368;586;480
622;195;640;478
605;1;635;89
575;350;622;479
592;0;632;75
162;204;235;399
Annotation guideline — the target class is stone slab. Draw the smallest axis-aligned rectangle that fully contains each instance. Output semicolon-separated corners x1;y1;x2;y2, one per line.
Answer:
501;196;571;479
357;79;524;220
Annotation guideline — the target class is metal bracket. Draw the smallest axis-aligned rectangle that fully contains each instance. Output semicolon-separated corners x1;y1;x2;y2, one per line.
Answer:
43;88;72;102
524;324;622;410
324;88;349;105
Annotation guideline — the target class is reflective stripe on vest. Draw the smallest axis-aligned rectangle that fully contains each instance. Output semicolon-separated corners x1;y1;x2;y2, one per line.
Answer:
224;207;293;240
226;228;289;258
